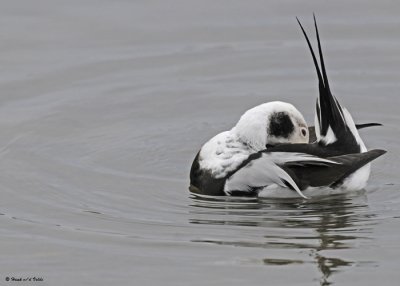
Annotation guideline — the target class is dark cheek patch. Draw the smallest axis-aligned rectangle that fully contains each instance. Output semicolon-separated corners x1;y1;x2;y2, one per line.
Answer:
269;112;295;138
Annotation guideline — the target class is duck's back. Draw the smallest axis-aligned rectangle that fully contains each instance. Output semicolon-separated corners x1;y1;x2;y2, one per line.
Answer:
190;131;251;195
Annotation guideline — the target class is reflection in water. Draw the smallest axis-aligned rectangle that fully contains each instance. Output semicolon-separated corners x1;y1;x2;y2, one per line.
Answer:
189;193;376;286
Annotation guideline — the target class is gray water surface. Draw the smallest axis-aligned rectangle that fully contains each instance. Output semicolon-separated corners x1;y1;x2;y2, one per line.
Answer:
0;1;399;285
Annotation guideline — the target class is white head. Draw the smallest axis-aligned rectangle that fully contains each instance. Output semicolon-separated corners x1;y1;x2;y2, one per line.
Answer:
233;101;309;150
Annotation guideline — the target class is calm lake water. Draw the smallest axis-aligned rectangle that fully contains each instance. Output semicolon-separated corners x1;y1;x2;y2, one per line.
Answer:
0;1;399;285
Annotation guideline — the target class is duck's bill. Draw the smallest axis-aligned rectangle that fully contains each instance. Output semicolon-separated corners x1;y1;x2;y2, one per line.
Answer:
308;122;383;143
355;123;383;129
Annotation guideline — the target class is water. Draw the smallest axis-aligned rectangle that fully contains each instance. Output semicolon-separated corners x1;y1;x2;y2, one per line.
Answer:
0;1;399;285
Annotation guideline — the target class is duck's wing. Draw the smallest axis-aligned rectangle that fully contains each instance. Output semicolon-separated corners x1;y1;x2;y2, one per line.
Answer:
297;16;363;153
282;149;386;189
308;123;383;143
224;152;340;198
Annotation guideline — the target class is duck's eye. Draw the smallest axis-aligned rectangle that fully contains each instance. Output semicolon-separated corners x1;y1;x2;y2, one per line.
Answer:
301;128;307;137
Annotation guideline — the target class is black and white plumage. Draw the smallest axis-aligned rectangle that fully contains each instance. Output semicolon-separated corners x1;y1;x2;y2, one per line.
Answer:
189;16;386;198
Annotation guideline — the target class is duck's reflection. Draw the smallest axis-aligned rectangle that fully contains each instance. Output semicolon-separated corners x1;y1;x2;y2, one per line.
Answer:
189;193;376;286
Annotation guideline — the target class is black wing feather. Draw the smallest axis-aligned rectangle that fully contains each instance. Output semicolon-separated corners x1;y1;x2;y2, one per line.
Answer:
280;149;386;190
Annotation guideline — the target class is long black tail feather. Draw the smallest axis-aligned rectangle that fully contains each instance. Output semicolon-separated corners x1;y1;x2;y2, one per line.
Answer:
297;16;357;149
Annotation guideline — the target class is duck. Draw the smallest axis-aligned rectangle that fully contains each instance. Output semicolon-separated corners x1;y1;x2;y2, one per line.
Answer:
189;16;386;198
